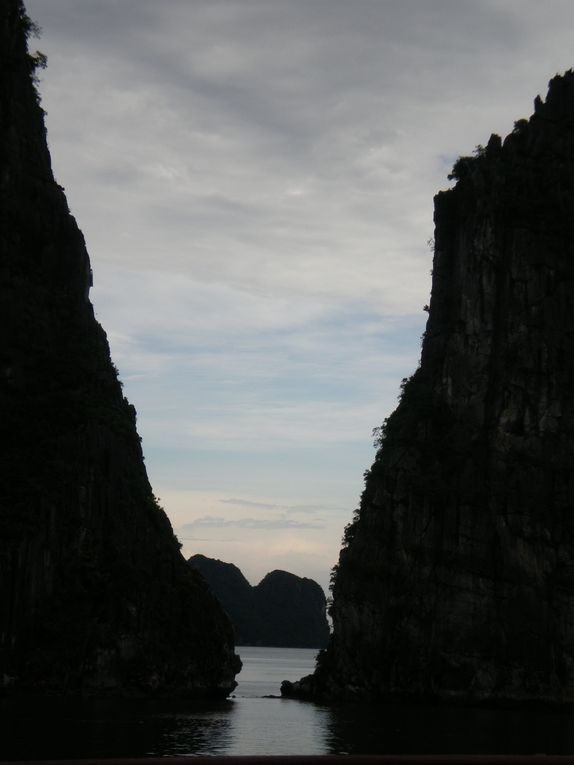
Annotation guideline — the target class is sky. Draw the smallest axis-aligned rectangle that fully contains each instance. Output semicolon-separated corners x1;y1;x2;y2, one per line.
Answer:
25;0;574;593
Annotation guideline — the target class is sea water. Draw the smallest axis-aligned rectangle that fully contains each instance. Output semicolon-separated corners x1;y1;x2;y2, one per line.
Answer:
2;646;574;758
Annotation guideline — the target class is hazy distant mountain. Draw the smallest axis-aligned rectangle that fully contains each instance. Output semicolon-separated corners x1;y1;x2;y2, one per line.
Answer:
189;555;329;648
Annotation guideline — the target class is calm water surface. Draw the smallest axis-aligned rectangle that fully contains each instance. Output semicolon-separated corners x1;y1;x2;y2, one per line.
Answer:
2;646;574;758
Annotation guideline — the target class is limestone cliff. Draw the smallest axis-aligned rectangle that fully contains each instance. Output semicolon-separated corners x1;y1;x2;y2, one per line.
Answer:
0;0;240;695
284;71;574;705
189;555;329;648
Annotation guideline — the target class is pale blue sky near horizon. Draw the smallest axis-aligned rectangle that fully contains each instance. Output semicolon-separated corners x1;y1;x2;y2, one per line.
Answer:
25;0;574;592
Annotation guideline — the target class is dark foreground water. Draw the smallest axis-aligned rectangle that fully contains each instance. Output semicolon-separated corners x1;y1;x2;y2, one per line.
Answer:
2;646;574;758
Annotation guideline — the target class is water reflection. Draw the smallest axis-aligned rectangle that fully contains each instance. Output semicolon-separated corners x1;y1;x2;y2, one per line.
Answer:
226;697;329;756
0;694;330;758
3;647;574;758
153;702;235;756
0;646;322;760
152;697;330;757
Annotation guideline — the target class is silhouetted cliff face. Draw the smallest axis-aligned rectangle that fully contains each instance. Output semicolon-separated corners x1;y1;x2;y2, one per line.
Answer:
283;72;574;705
0;0;240;696
255;569;329;648
188;556;259;644
189;555;329;648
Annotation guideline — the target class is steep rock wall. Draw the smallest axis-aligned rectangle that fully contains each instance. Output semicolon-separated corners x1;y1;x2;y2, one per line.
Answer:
0;0;240;696
284;71;574;705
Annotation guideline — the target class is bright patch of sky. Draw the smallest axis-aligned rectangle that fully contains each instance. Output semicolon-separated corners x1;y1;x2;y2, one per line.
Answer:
26;0;574;591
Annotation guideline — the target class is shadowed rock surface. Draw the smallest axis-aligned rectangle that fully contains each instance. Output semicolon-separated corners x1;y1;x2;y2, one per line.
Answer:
0;0;240;696
189;555;329;648
283;71;574;705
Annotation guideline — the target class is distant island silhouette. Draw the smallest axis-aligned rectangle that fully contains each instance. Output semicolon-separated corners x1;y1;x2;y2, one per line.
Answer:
189;555;329;648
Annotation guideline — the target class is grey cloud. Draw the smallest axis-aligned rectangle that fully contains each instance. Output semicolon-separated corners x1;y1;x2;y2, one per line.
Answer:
31;0;570;315
181;515;324;531
29;2;526;136
177;535;236;543
220;498;280;511
283;504;334;515
220;498;334;515
24;0;574;588
27;0;158;55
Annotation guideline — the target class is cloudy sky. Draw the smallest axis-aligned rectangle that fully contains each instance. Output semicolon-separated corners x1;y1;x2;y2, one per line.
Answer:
26;0;574;591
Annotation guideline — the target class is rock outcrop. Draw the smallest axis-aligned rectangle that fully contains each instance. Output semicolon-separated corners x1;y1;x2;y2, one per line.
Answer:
189;555;329;648
0;0;240;696
283;71;574;705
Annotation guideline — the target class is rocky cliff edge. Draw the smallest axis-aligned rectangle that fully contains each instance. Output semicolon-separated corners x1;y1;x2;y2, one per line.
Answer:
284;71;574;706
0;0;240;696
